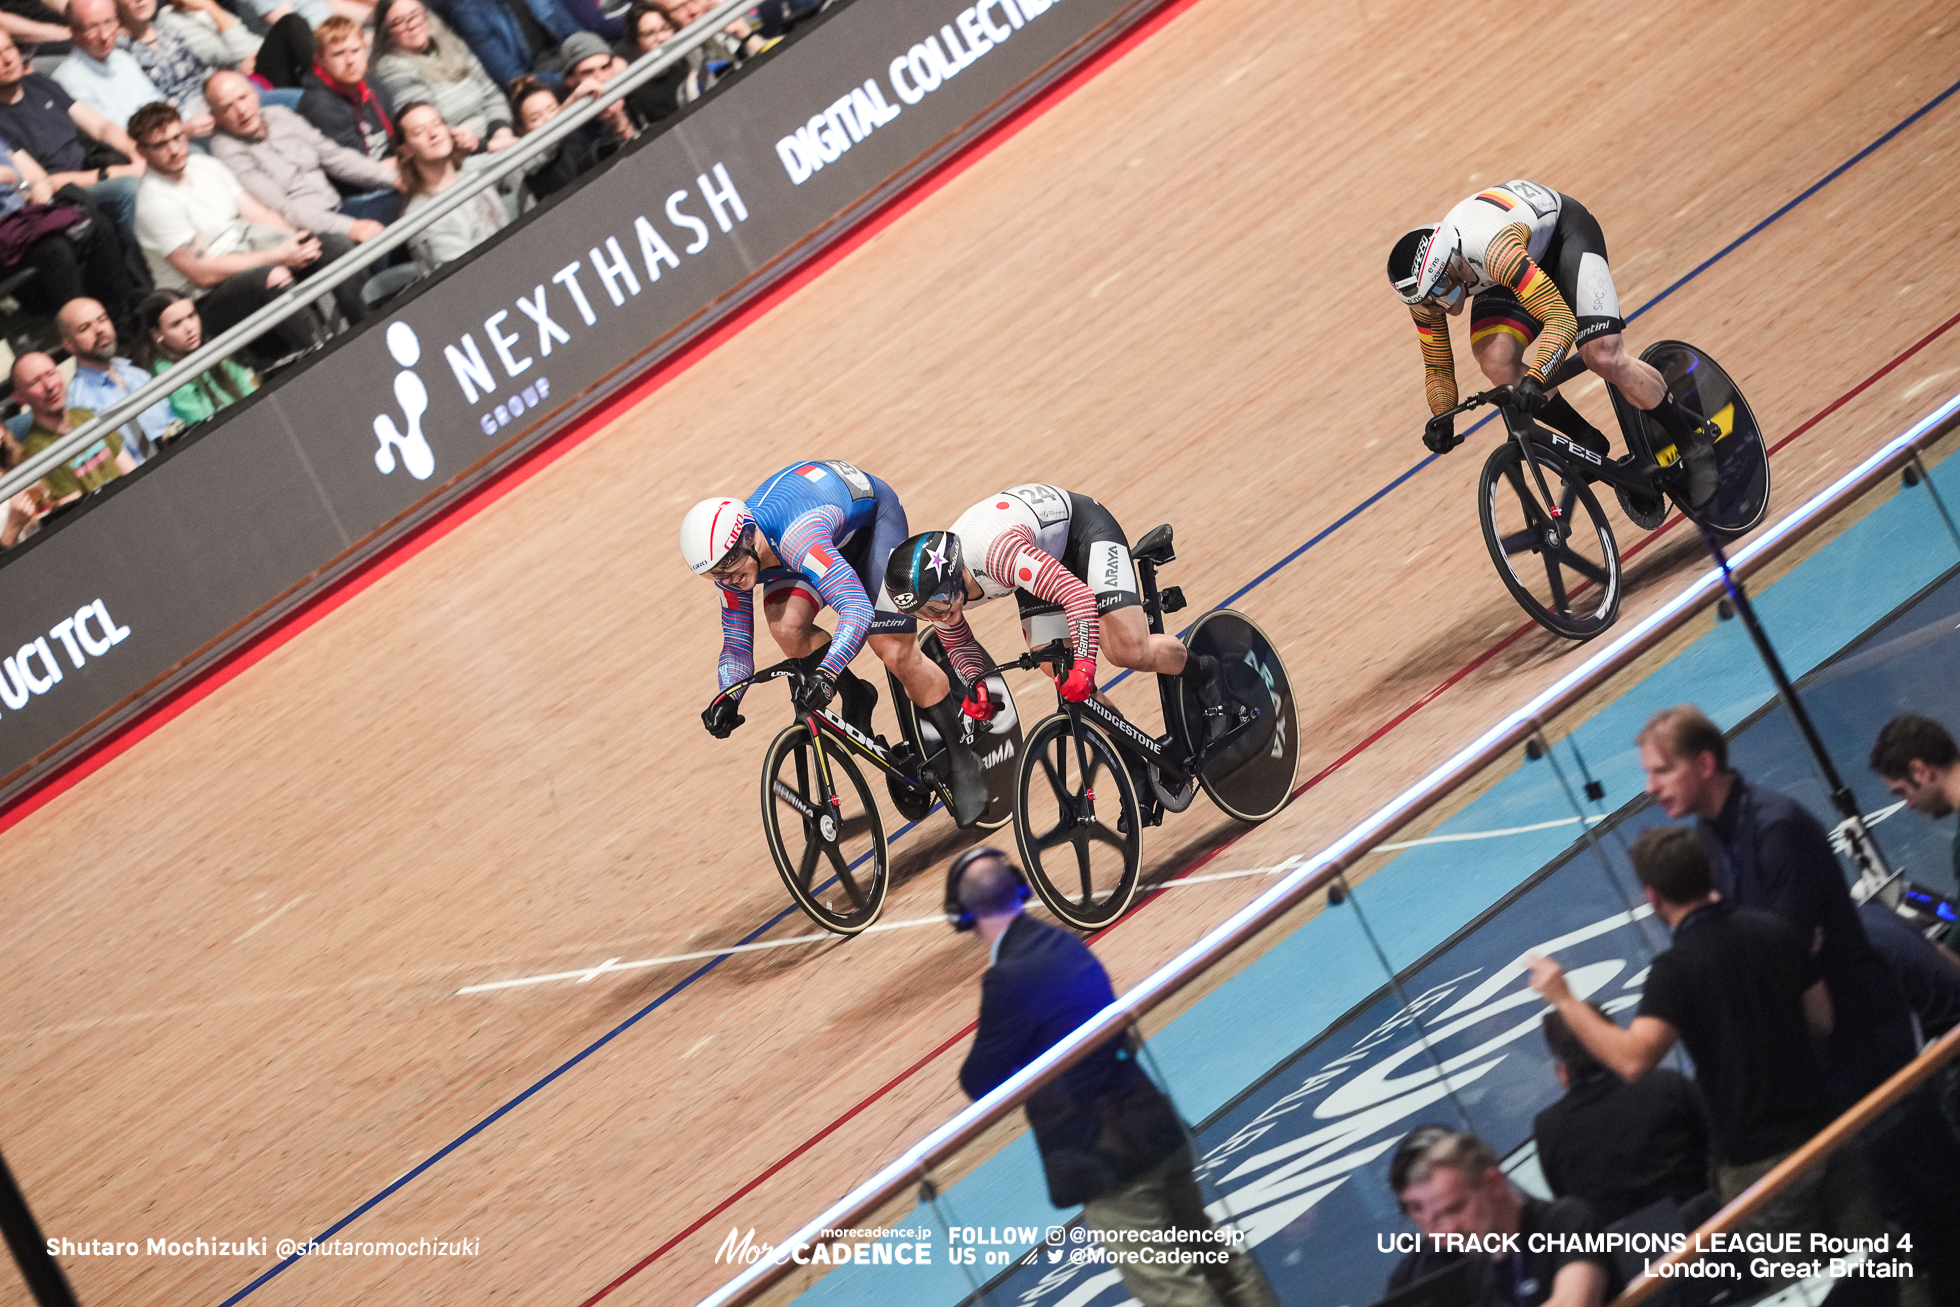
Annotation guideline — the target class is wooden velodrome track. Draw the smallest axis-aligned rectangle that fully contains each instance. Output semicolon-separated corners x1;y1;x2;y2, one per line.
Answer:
6;1;1960;1303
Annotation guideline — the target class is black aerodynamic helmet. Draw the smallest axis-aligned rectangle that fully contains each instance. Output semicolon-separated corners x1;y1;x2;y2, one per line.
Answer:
885;530;964;614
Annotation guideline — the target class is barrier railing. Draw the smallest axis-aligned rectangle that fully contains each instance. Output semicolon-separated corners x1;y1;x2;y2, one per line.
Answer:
1614;1022;1960;1306
692;389;1960;1307
0;0;763;505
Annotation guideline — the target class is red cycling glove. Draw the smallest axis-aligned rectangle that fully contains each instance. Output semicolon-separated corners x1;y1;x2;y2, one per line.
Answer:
1055;662;1097;703
962;684;998;722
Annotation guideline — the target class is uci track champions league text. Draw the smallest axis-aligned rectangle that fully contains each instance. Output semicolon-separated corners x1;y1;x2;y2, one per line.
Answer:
1376;1231;1920;1286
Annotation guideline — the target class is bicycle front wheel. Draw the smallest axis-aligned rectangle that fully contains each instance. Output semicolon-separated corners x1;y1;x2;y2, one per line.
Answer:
759;723;889;935
1013;714;1142;931
1478;442;1622;640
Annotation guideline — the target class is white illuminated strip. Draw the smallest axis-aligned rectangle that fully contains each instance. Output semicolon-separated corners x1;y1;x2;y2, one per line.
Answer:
456;817;1605;992
691;390;1960;1307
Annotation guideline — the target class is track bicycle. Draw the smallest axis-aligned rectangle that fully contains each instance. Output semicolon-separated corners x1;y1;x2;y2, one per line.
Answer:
704;636;1026;935
1010;523;1301;930
1438;339;1770;640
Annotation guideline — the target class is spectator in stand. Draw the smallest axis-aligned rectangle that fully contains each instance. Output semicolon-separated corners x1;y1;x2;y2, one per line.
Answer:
1869;713;1960;954
8;351;138;526
1532;1001;1709;1225
371;0;515;156
297;15;393;161
558;30;637;147
509;75;592;201
616;0;686;126
206;70;397;237
0;141;136;325
1527;828;1892;1294
0;28;147;239
425;0;587;89
149;0;260;78
57;294;172;458
0;0;70;50
134;287;257;427
1384;1129;1613;1307
1637;704;1916;1110
56;0;198;135
395;99;504;274
130;100;364;356
114;0;248;125
668;0;762;100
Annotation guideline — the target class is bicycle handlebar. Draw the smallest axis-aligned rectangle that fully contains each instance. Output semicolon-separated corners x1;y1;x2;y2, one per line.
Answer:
701;640;1077;715
1436;384;1526;421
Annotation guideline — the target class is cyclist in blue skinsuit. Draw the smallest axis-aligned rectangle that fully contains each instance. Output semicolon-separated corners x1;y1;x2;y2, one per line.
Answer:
680;459;985;817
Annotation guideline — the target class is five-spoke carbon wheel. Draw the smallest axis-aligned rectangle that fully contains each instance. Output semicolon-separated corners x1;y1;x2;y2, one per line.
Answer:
759;723;889;934
1012;714;1142;931
1479;443;1622;640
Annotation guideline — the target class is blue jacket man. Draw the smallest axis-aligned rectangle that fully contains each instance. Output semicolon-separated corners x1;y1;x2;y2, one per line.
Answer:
952;849;1279;1307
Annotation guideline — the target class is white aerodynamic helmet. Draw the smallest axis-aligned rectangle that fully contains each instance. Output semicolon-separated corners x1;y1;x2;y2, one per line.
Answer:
679;497;754;576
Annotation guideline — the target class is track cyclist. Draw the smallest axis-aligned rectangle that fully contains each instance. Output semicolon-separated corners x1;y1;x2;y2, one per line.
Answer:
1387;178;1720;507
885;483;1246;752
680;459;984;807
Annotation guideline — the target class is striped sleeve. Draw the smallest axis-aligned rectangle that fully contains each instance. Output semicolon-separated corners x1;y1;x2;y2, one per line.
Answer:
934;612;990;689
1412;302;1457;414
779;506;872;679
1485;223;1577;383
716;583;755;692
985;525;1101;667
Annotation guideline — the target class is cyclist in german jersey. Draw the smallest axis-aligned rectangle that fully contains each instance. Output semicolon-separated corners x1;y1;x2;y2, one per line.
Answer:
883;484;1236;734
679;461;968;763
1387;179;1718;506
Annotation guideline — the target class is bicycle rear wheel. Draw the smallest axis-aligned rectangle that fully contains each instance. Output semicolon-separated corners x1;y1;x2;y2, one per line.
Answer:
1612;340;1771;535
1479;442;1622;640
759;723;889;934
1175;609;1299;822
1013;713;1142;930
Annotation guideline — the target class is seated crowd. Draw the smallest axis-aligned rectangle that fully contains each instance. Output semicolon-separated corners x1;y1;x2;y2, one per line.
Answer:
1374;704;1960;1307
0;0;816;547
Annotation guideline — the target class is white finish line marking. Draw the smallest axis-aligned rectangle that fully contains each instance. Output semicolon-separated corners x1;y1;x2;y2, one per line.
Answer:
456;814;1615;996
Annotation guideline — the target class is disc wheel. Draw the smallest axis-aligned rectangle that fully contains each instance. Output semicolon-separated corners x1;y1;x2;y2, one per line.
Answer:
1175;608;1300;822
759;723;888;935
1479;442;1622;641
1611;340;1771;536
1013;714;1142;931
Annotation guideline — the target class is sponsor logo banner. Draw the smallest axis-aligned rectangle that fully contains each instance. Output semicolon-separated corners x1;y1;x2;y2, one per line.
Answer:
0;0;1157;797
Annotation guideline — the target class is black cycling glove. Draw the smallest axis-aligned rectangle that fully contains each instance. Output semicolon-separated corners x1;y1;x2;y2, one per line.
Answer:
1515;376;1548;415
793;670;838;714
703;697;744;739
1423;412;1460;455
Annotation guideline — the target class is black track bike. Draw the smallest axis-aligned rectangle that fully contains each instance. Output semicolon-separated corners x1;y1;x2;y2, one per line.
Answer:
704;635;1024;935
1439;340;1770;640
1009;523;1301;930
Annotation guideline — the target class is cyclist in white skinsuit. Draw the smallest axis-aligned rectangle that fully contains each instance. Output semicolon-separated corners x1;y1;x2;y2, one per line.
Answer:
883;484;1233;730
1387;179;1719;506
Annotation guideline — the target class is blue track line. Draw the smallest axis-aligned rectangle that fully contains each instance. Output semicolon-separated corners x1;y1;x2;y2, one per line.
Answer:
215;70;1960;1307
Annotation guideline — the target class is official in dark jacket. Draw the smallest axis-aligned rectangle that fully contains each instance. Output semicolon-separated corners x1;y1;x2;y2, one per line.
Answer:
951;848;1277;1307
1637;705;1916;1107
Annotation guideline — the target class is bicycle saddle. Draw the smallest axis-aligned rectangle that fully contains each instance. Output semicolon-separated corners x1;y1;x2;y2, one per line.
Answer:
1133;523;1175;566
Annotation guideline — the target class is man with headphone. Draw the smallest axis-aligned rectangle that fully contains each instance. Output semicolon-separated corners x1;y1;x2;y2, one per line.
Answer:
950;848;1278;1307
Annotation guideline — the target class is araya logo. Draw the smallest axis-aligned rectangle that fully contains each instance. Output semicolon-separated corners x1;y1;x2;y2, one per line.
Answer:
373;322;435;481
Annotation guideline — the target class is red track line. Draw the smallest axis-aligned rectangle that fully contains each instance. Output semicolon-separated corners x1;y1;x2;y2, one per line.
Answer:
616;313;1960;1303
1613;308;1960;568
575;1023;979;1307
0;0;1207;836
